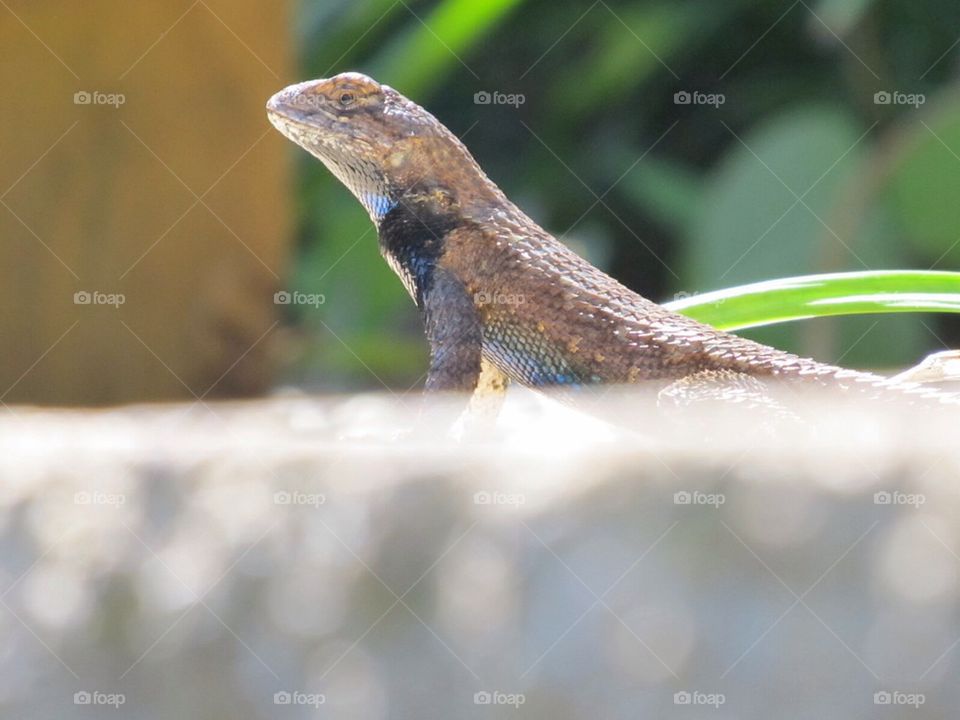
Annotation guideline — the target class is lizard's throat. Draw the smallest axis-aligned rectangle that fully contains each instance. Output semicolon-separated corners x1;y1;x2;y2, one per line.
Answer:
306;144;397;223
358;190;397;223
331;166;396;224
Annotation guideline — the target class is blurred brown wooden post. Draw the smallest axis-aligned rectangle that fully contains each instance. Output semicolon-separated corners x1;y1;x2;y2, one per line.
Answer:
0;0;294;405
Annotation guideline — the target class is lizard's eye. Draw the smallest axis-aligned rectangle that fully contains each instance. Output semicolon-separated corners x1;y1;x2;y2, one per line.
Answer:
339;92;356;108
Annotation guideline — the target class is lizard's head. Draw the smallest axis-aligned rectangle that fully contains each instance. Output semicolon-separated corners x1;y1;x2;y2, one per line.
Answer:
267;72;491;225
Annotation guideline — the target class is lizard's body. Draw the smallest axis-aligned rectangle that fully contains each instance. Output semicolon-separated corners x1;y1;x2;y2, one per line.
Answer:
266;73;956;408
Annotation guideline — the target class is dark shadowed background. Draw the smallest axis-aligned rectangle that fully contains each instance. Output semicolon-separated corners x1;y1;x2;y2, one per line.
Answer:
3;0;960;404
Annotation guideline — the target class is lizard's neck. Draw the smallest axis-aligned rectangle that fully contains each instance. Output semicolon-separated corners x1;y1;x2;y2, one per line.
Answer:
377;196;460;306
371;130;546;304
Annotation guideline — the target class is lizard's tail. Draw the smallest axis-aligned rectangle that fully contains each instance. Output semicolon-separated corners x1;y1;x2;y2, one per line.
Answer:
889;350;960;386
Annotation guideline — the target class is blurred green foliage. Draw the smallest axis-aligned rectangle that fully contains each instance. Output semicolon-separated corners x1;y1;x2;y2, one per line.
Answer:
280;0;960;391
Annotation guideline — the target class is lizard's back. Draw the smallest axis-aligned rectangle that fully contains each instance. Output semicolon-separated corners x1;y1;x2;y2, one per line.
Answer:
441;208;850;391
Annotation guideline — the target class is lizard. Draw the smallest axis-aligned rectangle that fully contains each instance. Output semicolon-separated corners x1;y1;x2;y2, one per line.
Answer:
265;72;958;412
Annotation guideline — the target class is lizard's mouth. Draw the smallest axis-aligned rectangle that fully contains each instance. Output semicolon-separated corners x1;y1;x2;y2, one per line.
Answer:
266;89;320;130
266;94;341;160
266;88;373;153
266;82;343;131
266;87;394;224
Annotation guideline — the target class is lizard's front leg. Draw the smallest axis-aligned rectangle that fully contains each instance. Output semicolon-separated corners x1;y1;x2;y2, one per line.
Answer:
421;268;509;431
422;266;484;391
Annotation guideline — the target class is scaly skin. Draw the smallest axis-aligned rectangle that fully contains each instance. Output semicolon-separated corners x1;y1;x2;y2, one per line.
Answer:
266;72;956;407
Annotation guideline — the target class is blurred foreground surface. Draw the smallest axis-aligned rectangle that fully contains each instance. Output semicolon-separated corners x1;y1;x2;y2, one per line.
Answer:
1;390;959;719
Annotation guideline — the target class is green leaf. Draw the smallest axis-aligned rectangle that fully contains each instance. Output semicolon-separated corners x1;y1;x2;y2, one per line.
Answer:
371;0;524;96
546;2;723;119
664;270;960;330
